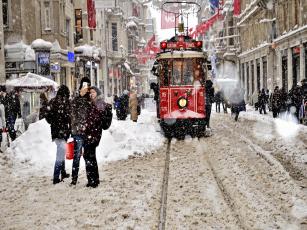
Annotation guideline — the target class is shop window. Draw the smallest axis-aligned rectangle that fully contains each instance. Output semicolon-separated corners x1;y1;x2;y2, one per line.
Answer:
75;9;83;43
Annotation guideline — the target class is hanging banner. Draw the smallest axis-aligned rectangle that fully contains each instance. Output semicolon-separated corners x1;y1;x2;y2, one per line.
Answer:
233;0;241;16
161;10;178;29
87;0;96;28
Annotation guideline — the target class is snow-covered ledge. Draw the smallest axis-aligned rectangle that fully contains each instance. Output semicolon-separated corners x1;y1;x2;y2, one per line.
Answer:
31;39;52;50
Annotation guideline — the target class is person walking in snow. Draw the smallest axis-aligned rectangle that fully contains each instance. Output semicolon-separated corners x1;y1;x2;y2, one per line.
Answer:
230;87;246;121
2;89;22;141
205;80;215;128
0;97;6;152
116;90;129;120
45;85;71;184
129;91;139;122
258;88;267;114
288;84;303;121
70;77;92;186
271;86;281;118
215;91;222;113
83;86;106;188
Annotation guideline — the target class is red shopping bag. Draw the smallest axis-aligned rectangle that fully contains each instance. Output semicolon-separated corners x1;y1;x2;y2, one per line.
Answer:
66;139;74;160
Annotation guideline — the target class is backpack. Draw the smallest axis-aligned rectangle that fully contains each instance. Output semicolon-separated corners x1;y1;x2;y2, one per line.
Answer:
101;103;113;130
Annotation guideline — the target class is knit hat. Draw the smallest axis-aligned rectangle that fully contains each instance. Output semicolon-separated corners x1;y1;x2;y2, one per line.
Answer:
79;77;91;90
90;86;102;96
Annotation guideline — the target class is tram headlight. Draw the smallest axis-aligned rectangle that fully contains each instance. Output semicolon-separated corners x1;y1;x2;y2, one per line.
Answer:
178;97;188;109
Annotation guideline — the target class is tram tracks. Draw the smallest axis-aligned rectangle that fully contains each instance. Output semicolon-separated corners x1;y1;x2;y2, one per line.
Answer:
158;138;171;230
158;137;242;229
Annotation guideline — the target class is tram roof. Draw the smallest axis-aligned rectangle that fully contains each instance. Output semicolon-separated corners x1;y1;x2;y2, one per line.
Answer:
156;50;206;59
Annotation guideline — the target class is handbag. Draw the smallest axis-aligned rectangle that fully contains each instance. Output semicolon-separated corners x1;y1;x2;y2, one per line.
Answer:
66;138;74;160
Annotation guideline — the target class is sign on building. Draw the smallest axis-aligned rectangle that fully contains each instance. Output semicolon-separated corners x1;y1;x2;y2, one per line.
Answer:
95;0;115;9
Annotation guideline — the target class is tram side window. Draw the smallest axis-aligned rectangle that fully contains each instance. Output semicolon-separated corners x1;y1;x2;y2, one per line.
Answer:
183;59;193;85
160;61;169;86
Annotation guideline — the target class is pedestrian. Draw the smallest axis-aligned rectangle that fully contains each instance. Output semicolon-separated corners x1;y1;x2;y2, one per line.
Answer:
230;87;246;121
0;99;6;152
215;91;222;113
70;77;92;186
205;80;215;128
150;82;160;118
279;87;288;113
82;86;106;188
141;93;145;109
271;86;281;118
113;95;119;109
2;89;22;141
288;84;303;121
220;89;228;113
129;91;139;122
45;85;71;184
39;92;49;120
258;88;267;114
116;90;129;120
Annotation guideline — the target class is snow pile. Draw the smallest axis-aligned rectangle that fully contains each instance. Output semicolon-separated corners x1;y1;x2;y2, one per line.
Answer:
8;108;163;176
31;39;52;50
4;41;35;61
274;113;300;138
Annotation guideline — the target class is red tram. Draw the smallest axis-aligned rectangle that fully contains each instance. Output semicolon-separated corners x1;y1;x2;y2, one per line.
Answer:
151;35;211;138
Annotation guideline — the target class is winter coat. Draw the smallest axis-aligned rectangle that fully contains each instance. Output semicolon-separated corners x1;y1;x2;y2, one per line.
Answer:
289;86;303;108
129;93;138;121
230;89;246;113
271;90;281;110
46;96;71;141
3;92;21;120
215;91;222;103
205;80;215;106
84;97;105;147
70;93;92;136
258;90;267;106
279;89;288;112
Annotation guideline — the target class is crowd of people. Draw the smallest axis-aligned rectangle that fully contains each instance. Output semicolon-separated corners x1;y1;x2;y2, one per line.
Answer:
113;91;144;122
249;79;307;123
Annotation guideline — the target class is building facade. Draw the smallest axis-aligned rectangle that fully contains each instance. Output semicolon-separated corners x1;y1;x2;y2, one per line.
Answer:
238;0;307;101
3;0;76;91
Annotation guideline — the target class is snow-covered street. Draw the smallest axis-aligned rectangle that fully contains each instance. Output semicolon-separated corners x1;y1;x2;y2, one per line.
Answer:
0;103;307;229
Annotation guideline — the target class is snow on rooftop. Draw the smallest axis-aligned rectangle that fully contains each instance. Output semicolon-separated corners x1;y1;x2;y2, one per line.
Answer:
31;39;52;50
126;20;138;28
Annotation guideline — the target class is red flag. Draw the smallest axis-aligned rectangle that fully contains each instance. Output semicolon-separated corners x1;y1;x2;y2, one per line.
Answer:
233;0;240;16
87;0;96;28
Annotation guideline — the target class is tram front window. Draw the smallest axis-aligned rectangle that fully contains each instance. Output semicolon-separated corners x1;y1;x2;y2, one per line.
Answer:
171;59;193;85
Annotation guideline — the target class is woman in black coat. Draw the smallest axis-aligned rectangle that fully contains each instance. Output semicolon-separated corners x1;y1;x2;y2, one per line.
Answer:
83;86;106;188
45;85;71;184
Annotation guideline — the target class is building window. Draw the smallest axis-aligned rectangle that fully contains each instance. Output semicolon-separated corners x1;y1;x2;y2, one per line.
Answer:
112;23;118;51
2;0;9;28
66;19;70;46
44;1;51;30
75;9;83;43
